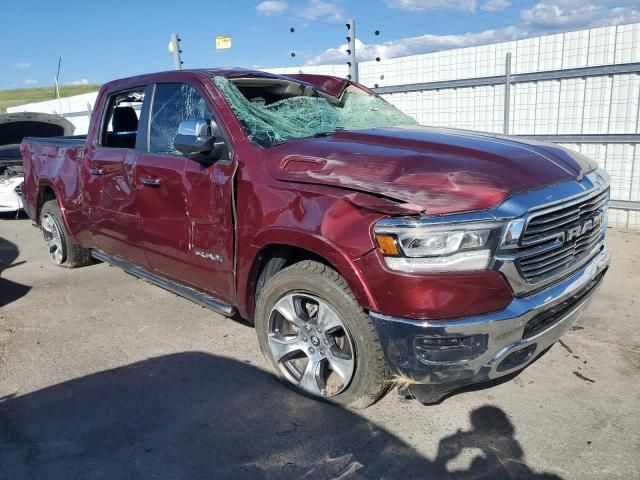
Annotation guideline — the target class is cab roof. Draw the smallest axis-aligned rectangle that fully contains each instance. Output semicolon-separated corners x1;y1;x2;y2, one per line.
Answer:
100;68;353;98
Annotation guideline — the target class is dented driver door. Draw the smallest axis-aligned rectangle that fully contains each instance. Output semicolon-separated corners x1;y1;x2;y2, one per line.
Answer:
136;82;236;304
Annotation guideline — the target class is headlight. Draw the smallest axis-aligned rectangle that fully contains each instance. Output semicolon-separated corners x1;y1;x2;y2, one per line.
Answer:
374;220;503;273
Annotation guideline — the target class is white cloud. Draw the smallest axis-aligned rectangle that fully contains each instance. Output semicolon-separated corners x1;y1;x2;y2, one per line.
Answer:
14;62;31;69
595;5;640;27
481;0;510;12
385;0;477;13
67;79;90;86
24;78;38;85
256;1;288;16
521;0;640;29
306;28;521;65
299;0;345;23
521;0;600;27
307;1;640;65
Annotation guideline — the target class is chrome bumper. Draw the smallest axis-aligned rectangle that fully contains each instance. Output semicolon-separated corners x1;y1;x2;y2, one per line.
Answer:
370;247;610;403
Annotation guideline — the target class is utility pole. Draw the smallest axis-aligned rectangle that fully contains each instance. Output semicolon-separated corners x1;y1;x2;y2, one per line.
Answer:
168;33;183;70
346;19;358;82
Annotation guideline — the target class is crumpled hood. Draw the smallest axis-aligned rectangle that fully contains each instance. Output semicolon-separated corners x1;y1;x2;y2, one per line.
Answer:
268;126;596;215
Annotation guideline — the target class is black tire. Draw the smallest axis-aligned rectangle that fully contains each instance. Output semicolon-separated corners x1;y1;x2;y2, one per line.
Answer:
255;260;391;409
40;199;92;268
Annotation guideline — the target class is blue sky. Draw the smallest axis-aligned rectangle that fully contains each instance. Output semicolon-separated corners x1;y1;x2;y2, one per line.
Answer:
2;0;639;89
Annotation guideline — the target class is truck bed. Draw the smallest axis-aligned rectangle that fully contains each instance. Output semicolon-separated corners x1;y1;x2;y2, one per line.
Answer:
21;135;87;222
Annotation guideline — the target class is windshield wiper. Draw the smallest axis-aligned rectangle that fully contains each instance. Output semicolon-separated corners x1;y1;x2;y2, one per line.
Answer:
269;128;345;147
312;127;345;138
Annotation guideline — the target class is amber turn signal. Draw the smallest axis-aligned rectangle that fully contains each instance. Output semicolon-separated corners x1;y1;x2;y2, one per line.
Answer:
375;234;400;256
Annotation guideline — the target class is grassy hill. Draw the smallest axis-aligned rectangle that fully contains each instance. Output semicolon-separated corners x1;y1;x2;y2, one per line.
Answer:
0;84;101;113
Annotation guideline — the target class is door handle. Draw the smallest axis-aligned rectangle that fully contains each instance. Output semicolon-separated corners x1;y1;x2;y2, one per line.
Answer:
89;167;103;176
141;177;162;187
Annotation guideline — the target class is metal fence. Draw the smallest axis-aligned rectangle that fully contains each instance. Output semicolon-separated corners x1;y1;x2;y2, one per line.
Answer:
374;59;640;224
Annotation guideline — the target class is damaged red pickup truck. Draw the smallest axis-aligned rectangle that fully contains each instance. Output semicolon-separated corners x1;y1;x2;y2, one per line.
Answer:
21;69;610;407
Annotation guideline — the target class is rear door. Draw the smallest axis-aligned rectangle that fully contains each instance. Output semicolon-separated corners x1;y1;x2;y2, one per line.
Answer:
83;86;150;266
136;82;236;303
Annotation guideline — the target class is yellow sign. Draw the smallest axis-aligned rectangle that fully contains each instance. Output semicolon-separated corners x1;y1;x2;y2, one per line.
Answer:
215;35;232;50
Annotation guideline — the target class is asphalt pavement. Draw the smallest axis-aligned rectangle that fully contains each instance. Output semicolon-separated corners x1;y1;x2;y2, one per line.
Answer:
1;215;639;479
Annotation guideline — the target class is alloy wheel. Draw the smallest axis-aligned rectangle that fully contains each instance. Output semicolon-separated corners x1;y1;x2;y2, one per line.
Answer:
267;293;356;397
41;213;64;264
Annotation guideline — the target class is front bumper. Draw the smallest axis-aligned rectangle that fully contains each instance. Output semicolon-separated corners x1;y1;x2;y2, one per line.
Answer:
370;247;610;403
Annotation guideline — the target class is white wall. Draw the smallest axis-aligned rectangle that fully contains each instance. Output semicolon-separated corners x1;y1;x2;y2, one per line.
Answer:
7;91;99;134
268;24;639;88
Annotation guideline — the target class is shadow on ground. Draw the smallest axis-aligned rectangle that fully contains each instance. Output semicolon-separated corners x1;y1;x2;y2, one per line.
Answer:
0;222;30;307
0;352;561;479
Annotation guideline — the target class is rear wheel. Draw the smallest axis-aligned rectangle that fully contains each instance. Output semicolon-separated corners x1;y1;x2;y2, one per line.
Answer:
40;199;92;268
255;260;391;409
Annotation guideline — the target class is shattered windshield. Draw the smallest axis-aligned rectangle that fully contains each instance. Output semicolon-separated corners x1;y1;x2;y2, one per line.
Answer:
212;76;417;148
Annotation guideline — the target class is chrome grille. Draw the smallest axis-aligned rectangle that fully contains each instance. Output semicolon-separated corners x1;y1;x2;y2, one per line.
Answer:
517;189;609;284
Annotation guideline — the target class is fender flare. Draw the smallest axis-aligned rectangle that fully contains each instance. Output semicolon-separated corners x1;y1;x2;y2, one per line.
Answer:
35;181;76;241
242;227;379;316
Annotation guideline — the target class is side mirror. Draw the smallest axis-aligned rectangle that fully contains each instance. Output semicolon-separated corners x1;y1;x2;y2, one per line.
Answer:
174;119;228;162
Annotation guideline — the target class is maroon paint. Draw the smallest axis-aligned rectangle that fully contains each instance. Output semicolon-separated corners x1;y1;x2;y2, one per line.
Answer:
267;127;596;216
21;69;593;323
83;143;146;266
353;249;514;320
286;74;350;97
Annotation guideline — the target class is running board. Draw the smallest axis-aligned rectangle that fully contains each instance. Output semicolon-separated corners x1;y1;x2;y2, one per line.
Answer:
91;250;236;317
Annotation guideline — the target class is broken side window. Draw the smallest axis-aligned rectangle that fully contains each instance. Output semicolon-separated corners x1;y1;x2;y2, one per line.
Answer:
149;83;212;155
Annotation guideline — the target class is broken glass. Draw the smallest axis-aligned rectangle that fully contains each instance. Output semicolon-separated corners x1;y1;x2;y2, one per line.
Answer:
150;84;212;155
213;76;417;147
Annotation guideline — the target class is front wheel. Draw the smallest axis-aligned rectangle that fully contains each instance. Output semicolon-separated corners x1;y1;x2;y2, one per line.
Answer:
255;260;391;409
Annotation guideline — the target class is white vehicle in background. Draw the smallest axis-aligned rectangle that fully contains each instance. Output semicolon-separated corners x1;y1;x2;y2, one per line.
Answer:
0;113;74;214
0;167;24;213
